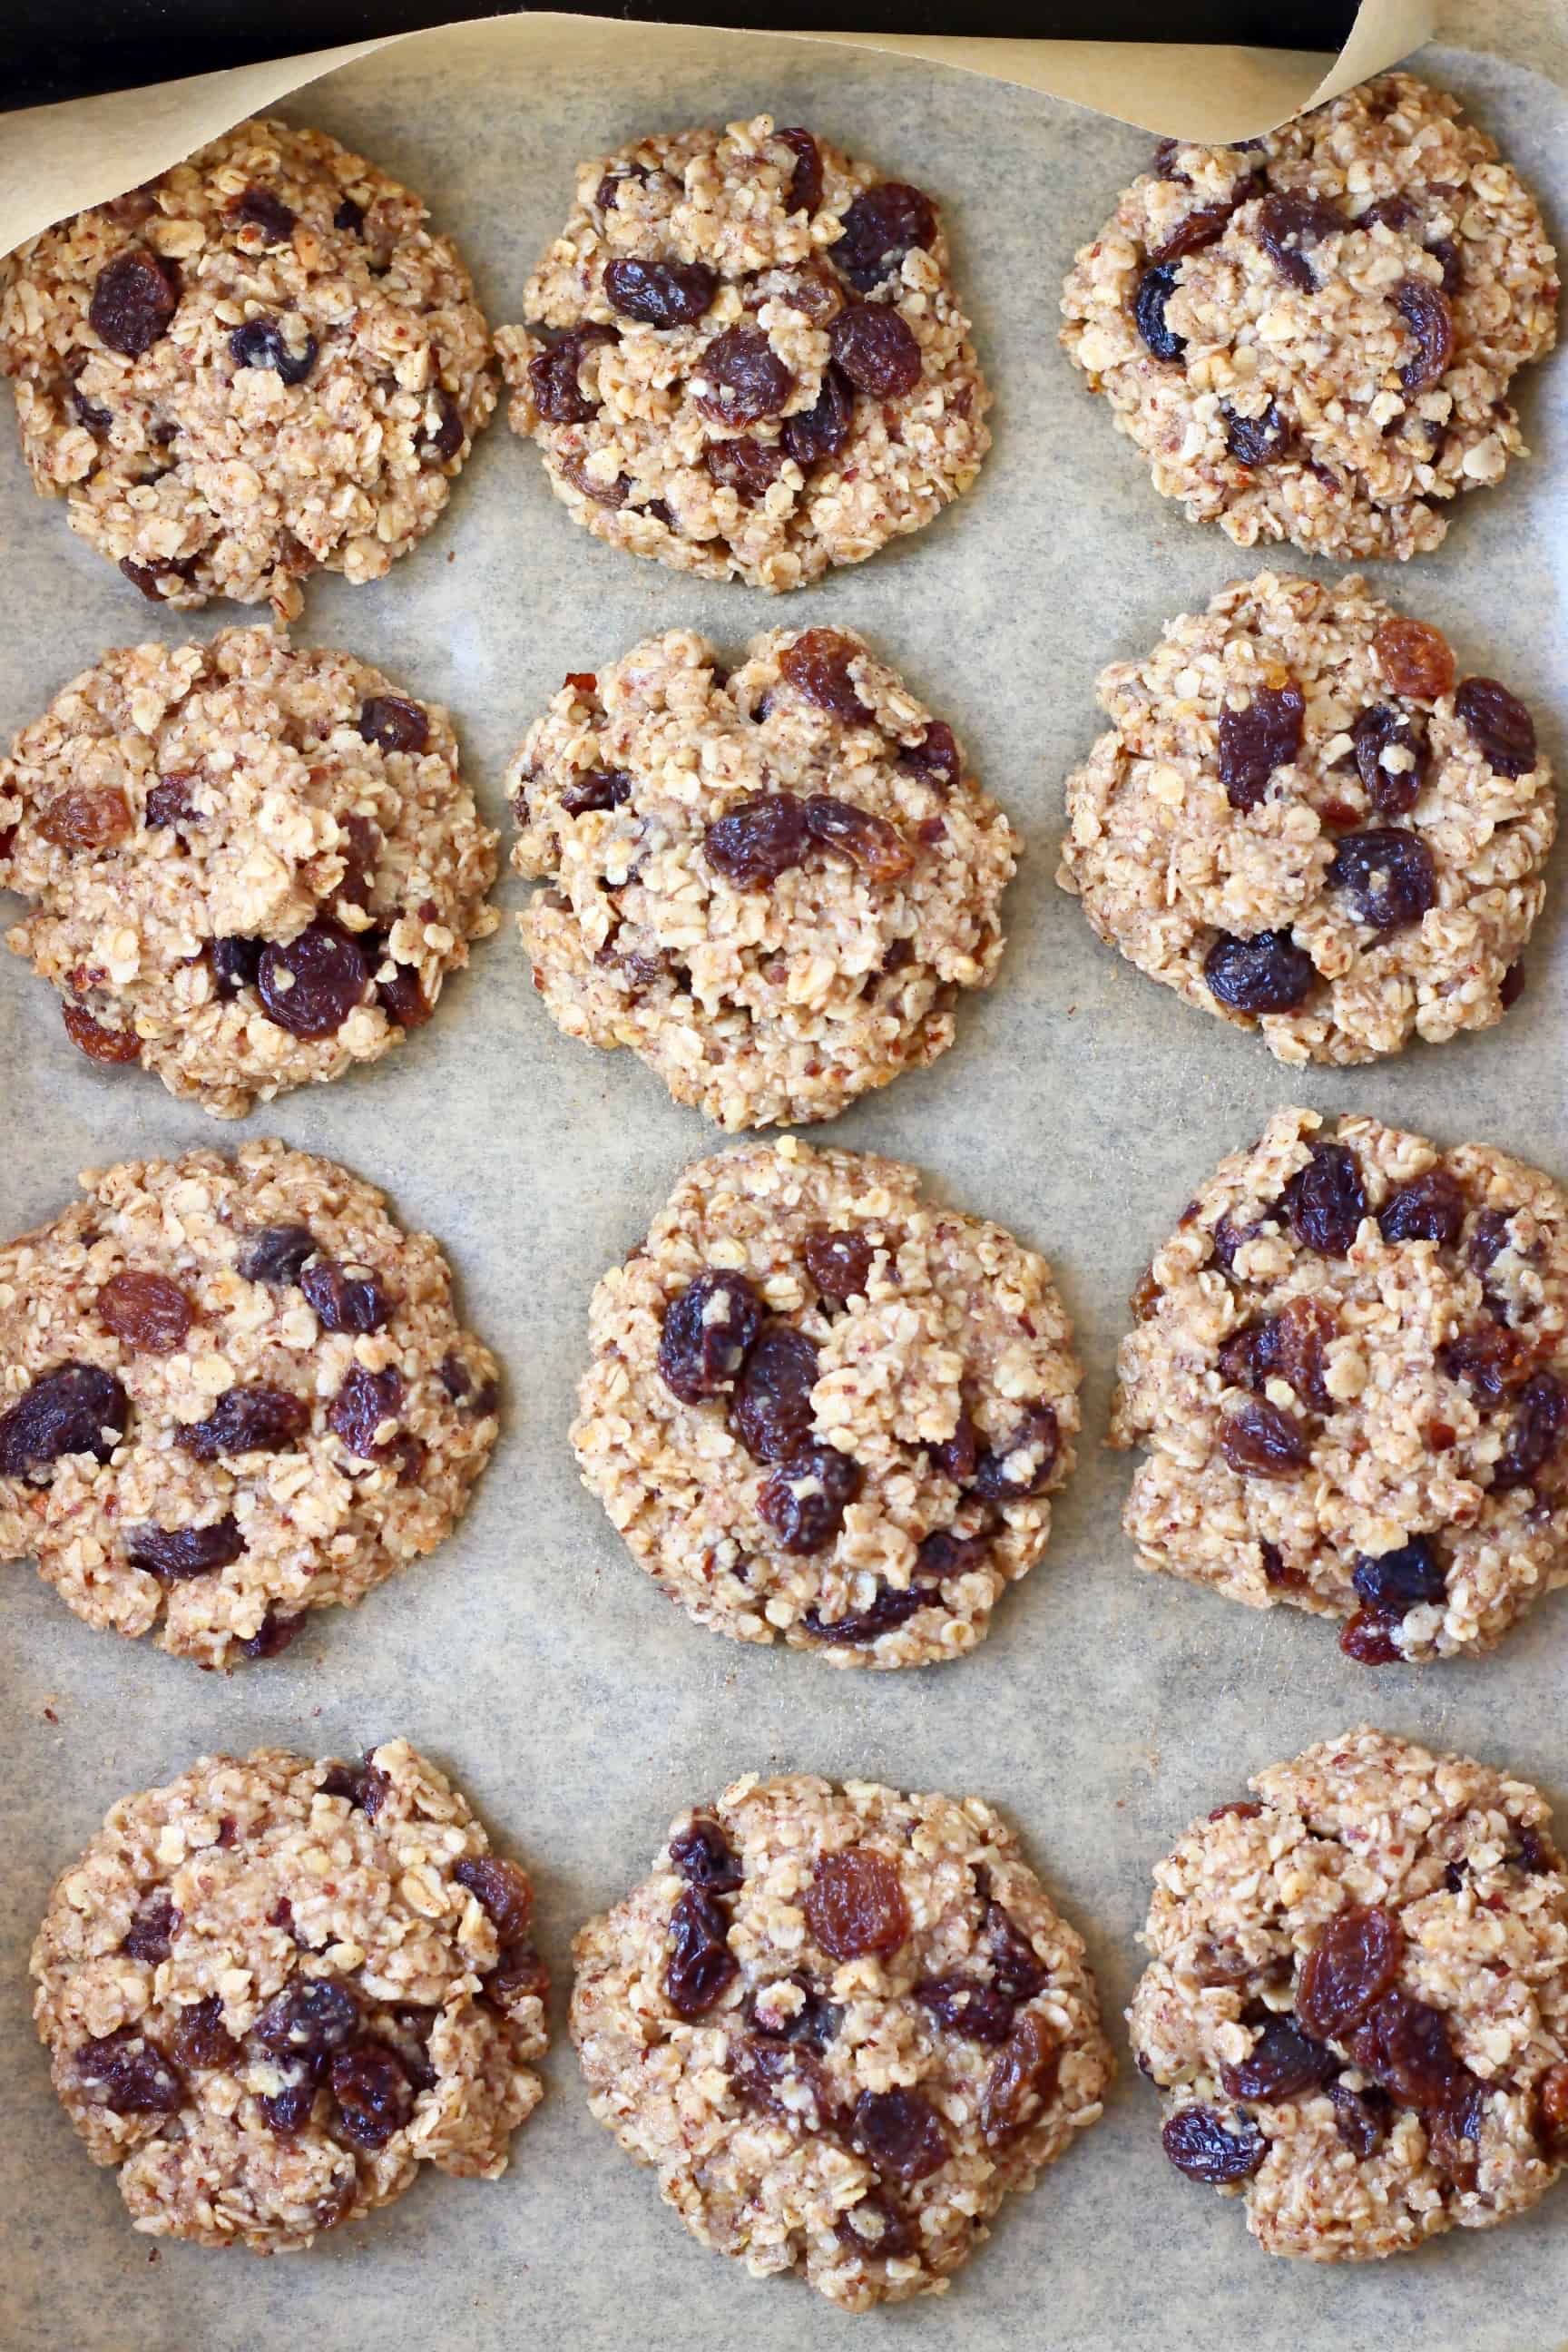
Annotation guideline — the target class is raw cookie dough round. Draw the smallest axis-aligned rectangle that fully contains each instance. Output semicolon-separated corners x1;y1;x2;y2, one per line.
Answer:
1060;74;1559;561
1057;572;1553;1066
573;1137;1079;1668
573;1773;1112;2308
495;114;990;589
1112;1106;1568;1662
32;1741;547;2251
1131;1727;1568;2260
0;626;499;1116
0;1143;500;1667
0;118;495;615
510;626;1014;1129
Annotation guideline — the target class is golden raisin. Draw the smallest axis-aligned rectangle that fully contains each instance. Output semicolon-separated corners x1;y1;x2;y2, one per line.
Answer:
1374;616;1455;702
97;1269;193;1354
36;786;132;850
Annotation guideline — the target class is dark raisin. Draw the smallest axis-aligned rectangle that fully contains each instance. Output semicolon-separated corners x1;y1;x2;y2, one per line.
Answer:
1538;2063;1568;2151
127;1514;244;1582
751;1973;841;2050
664;1886;738;2017
899;722;960;790
0;1362;130;1476
1493;1372;1568;1493
1161;2104;1266;2182
658;1270;763;1403
1220;1398;1308;1478
1426;2074;1489;2182
1455;678;1538;779
972;1405;1060;1500
1390;276;1455;394
1501;961;1526;1009
987;1902;1049;2002
1514;1823;1559;1876
775;127;824;216
358;695;429;755
779;627;873;720
334;197;366;235
211;935;262;995
730;1322;818;1463
1297;1905;1404;2042
1153;201;1240;264
565;449;632;505
37;783;132;848
1379;1169;1465;1252
1284;1142;1368;1257
253;1976;359;2060
1203;928;1316;1014
851;2087;950;2180
330;2040;413;2150
558;768;632;819
916;1974;1016;2044
122;1890;180;1963
63;1002;142;1063
257;924;368;1037
1328;2078;1390;2157
454;1856;533;1944
836;2190;916;2261
1340;1609;1405;1663
1439;1318;1530;1403
299;1255;391;1336
805;795;914;884
230;318;317;386
603;257;717;326
230;186;297;242
803;1228;875;1303
259;2078;318;2135
1468;1209;1514;1279
704;436;786;498
832;182;936;290
1344;1985;1469;2112
929;1410;980;1482
1220;2015;1337;2103
170;1994;241;2072
1223;399;1292;466
241;1224;315;1286
181;1383;309;1461
730;2034;832;2130
376;961;430;1030
1219;1296;1336;1412
240;1608;304;1661
1352;703;1428;816
980;2010;1061;2146
1327;828;1437;934
1132;263;1185;360
97;1268;193;1354
703;791;810;885
1256;191;1347;289
670;1815;743;1896
805;1847;909;1961
1218;682;1305;810
758;1444;863;1551
1375;616;1455;701
828;303;922;398
144;774;195;828
75;2028;182;2114
780;362;855;468
801;1584;926;1645
527;325;615;425
695;327;793;426
327;1363;404;1460
420;387;465;462
70;384;113;432
89;250;179;356
1352;1537;1446;1619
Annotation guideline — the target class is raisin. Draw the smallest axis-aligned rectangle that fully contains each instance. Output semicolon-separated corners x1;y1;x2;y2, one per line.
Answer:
1209;1800;1263;1821
603;257;717;327
664;1886;738;2017
730;1322;818;1463
850;2086;949;2181
527;325;615;425
258;924;368;1037
211;935;262;995
986;1902;1049;2002
804;1228;875;1303
1284;1142;1368;1257
1501;961;1526;1009
1439;1318;1530;1403
241;1224;315;1286
122;1890;180;1963
1132;263;1185;361
1220;1398;1308;1478
64;1002;142;1063
334;195;366;235
1469;1209;1514;1280
1328;2078;1390;2157
358;695;429;755
1203;928;1315;1014
929;1406;980;1481
832;182;936;290
1390;276;1454;394
1378;1170;1465;1255
254;1976;359;2060
319;1758;391;1817
377;962;430;1030
1537;2063;1568;2151
1345;1986;1469;2112
1218;683;1305;811
780;362;855;468
779;627;872;720
980;2010;1061;2146
695;327;793;426
1256;191;1347;289
144;775;195;828
730;2034;832;2130
169;1995;241;2072
836;2190;916;2260
971;1405;1060;1500
329;2040;413;2150
0;1362;129;1475
454;1856;533;1944
334;822;378;922
751;1973;842;2050
1352;703;1428;816
802;1585;926;1645
704;791;810;886
704;436;785;499
70;384;113;433
1340;1609;1404;1663
181;1384;309;1462
1493;1372;1568;1493
127;1514;244;1582
1327;828;1436;934
1161;2104;1265;2183
1375;617;1455;701
37;784;132;849
658;1270;763;1403
230;318;317;385
89;250;179;356
758;1444;863;1551
899;721;960;790
1223;399;1291;466
1220;2015;1337;2103
230;185;296;242
75;2028;182;2114
806;1847;909;1961
1297;1906;1403;2043
259;2079;318;2135
1219;1296;1335;1412
1514;1823;1559;1876
1455;678;1537;779
1426;2076;1489;2182
97;1268;192;1354
299;1256;391;1336
916;1975;1016;2044
328;1363;403;1459
775;127;823;216
828;303;923;398
420;387;465;463
804;795;914;883
1153;202;1239;264
1351;1537;1446;1619
670;1815;743;1896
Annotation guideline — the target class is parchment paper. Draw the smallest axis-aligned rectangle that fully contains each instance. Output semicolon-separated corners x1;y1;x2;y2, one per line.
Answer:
0;14;1563;2352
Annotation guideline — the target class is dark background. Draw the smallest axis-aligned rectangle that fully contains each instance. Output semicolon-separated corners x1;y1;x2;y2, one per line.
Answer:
11;0;1360;112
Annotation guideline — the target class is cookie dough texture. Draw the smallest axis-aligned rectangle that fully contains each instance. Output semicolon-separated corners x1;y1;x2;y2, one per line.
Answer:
573;1138;1079;1668
33;1742;547;2251
1112;1106;1568;1661
0;626;498;1115
1131;1728;1568;2259
1058;573;1553;1065
510;627;1014;1129
495;114;989;589
573;1774;1112;2307
1061;74;1558;560
0;118;494;614
0;1144;500;1666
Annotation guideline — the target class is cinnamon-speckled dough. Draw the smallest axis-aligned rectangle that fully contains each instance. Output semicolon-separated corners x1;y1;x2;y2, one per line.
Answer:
0;118;494;614
33;1742;546;2251
1061;74;1559;560
573;1773;1112;2307
495;115;989;589
0;1144;499;1666
1131;1728;1568;2259
573;1138;1079;1668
